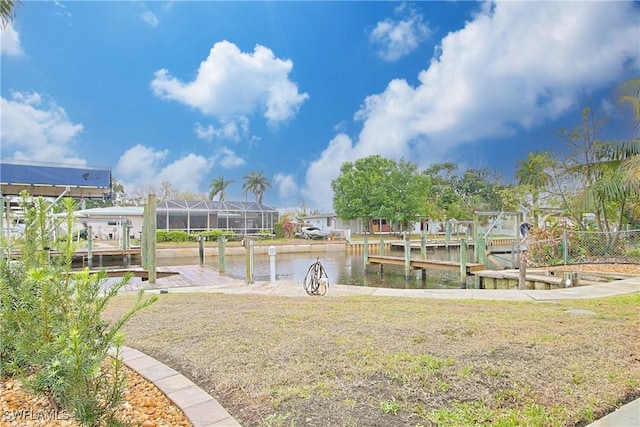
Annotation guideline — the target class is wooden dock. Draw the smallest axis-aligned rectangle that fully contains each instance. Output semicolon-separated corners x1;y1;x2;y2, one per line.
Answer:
472;269;601;290
102;264;242;293
368;255;485;274
74;248;141;268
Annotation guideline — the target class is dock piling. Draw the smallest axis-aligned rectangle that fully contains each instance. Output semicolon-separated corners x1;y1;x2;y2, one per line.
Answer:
459;238;467;289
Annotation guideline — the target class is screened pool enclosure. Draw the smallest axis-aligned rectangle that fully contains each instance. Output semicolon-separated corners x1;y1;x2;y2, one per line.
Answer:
156;200;279;235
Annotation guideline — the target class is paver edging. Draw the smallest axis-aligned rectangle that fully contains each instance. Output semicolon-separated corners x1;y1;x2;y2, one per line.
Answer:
117;346;241;427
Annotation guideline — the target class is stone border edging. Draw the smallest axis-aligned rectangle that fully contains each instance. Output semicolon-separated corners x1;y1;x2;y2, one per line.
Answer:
118;346;241;427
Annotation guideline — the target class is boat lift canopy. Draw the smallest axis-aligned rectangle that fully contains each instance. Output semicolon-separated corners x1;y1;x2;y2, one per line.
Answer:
0;161;112;199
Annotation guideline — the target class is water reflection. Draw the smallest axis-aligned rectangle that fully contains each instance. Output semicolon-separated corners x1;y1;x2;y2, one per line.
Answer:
206;250;466;289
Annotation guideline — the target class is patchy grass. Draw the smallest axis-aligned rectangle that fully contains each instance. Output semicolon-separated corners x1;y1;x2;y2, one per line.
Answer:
103;293;640;426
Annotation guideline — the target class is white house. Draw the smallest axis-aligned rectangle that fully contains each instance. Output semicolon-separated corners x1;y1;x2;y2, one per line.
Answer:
67;206;144;241
301;213;366;234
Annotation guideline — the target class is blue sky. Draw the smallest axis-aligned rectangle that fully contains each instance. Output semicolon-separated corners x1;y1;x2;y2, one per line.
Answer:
1;1;638;211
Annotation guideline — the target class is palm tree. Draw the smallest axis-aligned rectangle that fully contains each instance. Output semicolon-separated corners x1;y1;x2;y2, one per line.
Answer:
617;79;640;182
209;176;234;201
242;171;271;205
617;78;640;125
515;151;553;227
1;0;20;27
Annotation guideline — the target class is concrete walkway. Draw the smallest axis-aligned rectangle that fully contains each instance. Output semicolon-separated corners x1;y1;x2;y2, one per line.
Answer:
118;268;639;427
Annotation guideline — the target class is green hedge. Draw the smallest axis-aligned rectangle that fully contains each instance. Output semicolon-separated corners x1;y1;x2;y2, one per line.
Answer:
156;229;236;243
156;230;193;243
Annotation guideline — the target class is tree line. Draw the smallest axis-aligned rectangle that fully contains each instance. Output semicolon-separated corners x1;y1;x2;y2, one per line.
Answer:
333;80;640;233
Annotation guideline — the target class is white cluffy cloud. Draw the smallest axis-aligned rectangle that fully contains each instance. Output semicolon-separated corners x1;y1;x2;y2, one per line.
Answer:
115;145;211;194
214;147;245;169
141;10;159;28
194;117;250;142
0;92;85;164
370;3;431;62
0;22;23;56
151;40;309;126
304;1;640;211
140;2;159;27
115;144;246;195
274;173;298;201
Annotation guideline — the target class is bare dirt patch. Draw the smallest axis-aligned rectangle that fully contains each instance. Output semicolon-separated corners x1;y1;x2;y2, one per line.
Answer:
103;289;640;427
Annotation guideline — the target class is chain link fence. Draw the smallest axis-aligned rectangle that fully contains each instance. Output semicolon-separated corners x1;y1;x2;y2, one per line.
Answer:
525;229;640;267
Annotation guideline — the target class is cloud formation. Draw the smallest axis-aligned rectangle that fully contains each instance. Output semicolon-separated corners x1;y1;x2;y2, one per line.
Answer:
150;41;309;126
304;1;639;210
0;22;23;56
274;172;298;201
141;10;158;28
214;147;245;169
369;3;430;62
0;92;85;164
115;145;211;194
194;117;250;142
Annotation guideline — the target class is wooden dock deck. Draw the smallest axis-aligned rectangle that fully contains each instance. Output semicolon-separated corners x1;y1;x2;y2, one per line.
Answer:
472;269;601;290
368;255;485;274
102;264;242;293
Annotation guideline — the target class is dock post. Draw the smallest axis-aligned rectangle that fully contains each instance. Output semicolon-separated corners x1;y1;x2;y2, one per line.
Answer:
147;194;157;284
477;236;486;266
141;204;148;269
562;230;568;265
518;254;526;290
198;235;205;266
87;225;93;269
404;232;411;279
420;231;426;259
473;216;479;259
122;221;130;267
244;237;254;284
363;233;369;264
218;235;226;273
459;238;467;289
379;234;385;256
445;221;451;250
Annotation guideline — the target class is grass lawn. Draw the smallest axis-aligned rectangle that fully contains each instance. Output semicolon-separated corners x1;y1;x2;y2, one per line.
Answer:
104;293;640;427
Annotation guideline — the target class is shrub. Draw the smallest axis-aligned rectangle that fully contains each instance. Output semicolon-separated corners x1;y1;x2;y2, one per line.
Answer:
198;229;236;242
156;230;193;242
257;229;275;239
626;247;640;259
273;222;285;238
0;195;157;425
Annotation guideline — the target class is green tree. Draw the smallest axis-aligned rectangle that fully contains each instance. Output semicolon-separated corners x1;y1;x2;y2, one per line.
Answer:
1;0;19;27
243;171;271;205
515;152;553;226
551;106;639;232
209;175;234;201
332;155;430;231
423;162;460;219
453;168;505;214
617;79;640;183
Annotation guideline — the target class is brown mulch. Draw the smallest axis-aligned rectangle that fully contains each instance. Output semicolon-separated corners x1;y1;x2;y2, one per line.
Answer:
552;263;640;275
0;365;192;427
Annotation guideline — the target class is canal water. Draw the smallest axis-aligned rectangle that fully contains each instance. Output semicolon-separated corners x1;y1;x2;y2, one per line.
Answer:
205;249;472;289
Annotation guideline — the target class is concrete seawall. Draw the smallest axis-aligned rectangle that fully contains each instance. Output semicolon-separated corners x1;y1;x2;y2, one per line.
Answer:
157;241;347;258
